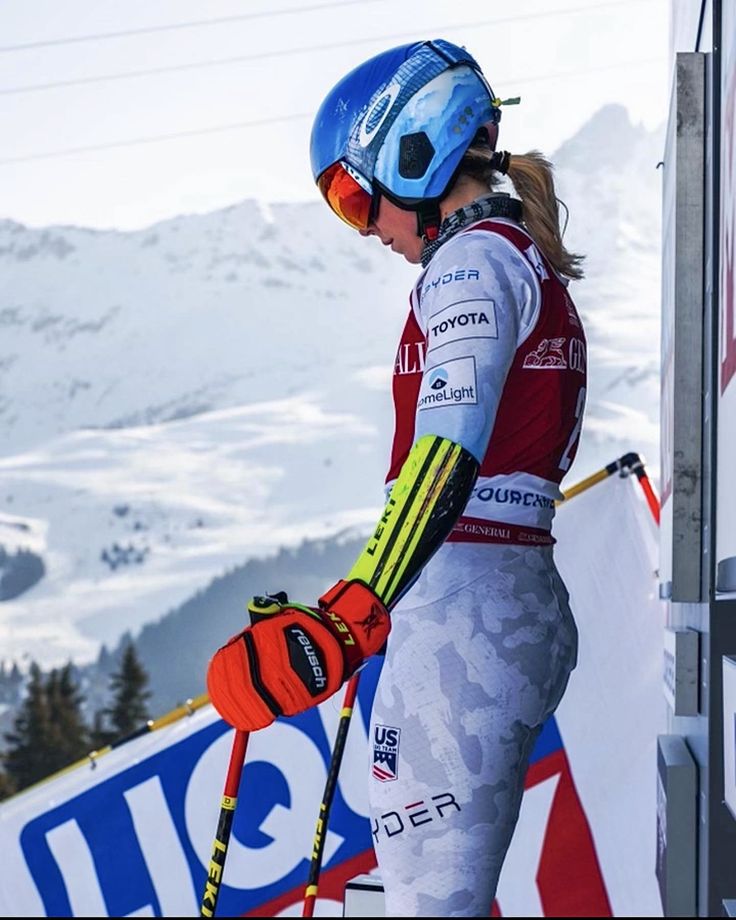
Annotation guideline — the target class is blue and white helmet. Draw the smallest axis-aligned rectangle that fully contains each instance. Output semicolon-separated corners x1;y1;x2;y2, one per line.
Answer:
310;39;502;231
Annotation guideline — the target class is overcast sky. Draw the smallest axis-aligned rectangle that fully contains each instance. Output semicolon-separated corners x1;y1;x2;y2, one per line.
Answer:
0;0;669;230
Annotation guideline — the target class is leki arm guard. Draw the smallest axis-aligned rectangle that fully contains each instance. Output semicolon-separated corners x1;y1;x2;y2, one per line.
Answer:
347;433;479;609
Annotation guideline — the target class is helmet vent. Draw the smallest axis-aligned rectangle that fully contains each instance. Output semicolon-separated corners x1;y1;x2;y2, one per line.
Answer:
398;132;435;179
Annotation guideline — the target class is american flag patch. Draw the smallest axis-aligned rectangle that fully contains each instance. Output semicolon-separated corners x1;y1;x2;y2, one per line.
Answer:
372;725;400;782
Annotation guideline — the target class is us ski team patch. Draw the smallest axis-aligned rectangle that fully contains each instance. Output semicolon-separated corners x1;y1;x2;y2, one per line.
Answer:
372;725;400;782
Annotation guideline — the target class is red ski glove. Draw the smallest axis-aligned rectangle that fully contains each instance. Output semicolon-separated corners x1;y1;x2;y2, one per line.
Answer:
206;579;390;731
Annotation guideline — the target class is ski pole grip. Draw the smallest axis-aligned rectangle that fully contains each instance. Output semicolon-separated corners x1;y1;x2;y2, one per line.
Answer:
247;591;289;625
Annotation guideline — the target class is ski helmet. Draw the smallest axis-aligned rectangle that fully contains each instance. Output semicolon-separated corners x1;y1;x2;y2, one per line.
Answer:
310;39;502;239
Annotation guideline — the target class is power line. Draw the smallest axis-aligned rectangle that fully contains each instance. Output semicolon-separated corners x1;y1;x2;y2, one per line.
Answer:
0;0;389;54
0;57;665;167
0;112;312;165
0;0;662;97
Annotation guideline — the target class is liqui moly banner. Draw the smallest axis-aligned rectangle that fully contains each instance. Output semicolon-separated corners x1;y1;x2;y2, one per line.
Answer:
0;469;663;917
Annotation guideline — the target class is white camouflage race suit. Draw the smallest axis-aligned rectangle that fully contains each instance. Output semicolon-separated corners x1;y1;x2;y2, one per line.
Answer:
368;213;586;917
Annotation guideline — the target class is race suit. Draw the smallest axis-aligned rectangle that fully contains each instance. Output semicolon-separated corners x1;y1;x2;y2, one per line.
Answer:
369;215;586;917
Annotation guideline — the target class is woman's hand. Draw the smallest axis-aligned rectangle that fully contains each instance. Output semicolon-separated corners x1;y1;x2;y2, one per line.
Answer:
206;581;390;731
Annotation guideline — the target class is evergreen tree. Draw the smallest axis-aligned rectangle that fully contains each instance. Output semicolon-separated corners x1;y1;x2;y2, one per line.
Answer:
46;663;90;769
89;709;115;751
0;770;15;802
9;662;23;698
97;643;113;674
3;662;54;791
0;661;24;706
3;662;90;793
104;643;151;739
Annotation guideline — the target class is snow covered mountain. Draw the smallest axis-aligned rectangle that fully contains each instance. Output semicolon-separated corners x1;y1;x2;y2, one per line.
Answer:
553;104;663;475
0;103;664;671
0;196;413;453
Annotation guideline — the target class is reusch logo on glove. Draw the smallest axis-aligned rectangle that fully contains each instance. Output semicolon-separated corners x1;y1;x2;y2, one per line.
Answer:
285;625;327;696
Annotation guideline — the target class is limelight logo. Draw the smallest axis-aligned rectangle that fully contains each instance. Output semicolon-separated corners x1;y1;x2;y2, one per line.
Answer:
429;368;448;390
418;356;478;411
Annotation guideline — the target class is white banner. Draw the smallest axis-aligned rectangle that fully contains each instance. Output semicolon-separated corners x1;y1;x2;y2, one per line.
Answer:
554;471;664;918
0;467;664;917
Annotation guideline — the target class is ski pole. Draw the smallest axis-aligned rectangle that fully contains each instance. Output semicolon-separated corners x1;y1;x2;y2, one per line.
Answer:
302;672;361;917
200;728;249;918
200;592;287;917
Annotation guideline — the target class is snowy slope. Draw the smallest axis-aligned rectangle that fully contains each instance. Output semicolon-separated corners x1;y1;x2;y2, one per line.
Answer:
0;399;385;664
0;104;664;669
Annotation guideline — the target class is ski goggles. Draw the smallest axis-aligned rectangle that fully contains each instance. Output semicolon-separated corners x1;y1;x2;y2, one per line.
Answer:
317;160;376;231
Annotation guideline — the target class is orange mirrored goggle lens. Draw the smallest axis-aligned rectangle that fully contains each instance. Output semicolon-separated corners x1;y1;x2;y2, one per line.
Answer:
317;162;373;230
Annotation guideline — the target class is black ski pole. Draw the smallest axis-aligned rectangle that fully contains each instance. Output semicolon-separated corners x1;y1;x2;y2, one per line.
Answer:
302;671;362;917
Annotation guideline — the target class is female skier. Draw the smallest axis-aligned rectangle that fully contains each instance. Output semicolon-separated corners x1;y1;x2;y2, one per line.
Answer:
207;38;586;917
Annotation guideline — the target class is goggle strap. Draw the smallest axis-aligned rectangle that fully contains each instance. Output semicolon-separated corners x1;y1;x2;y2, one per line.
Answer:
416;200;441;243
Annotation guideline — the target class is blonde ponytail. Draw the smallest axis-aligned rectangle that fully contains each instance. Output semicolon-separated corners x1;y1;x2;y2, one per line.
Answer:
457;147;584;281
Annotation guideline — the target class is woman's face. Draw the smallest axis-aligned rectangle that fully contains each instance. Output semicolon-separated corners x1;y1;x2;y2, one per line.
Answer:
360;196;423;264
